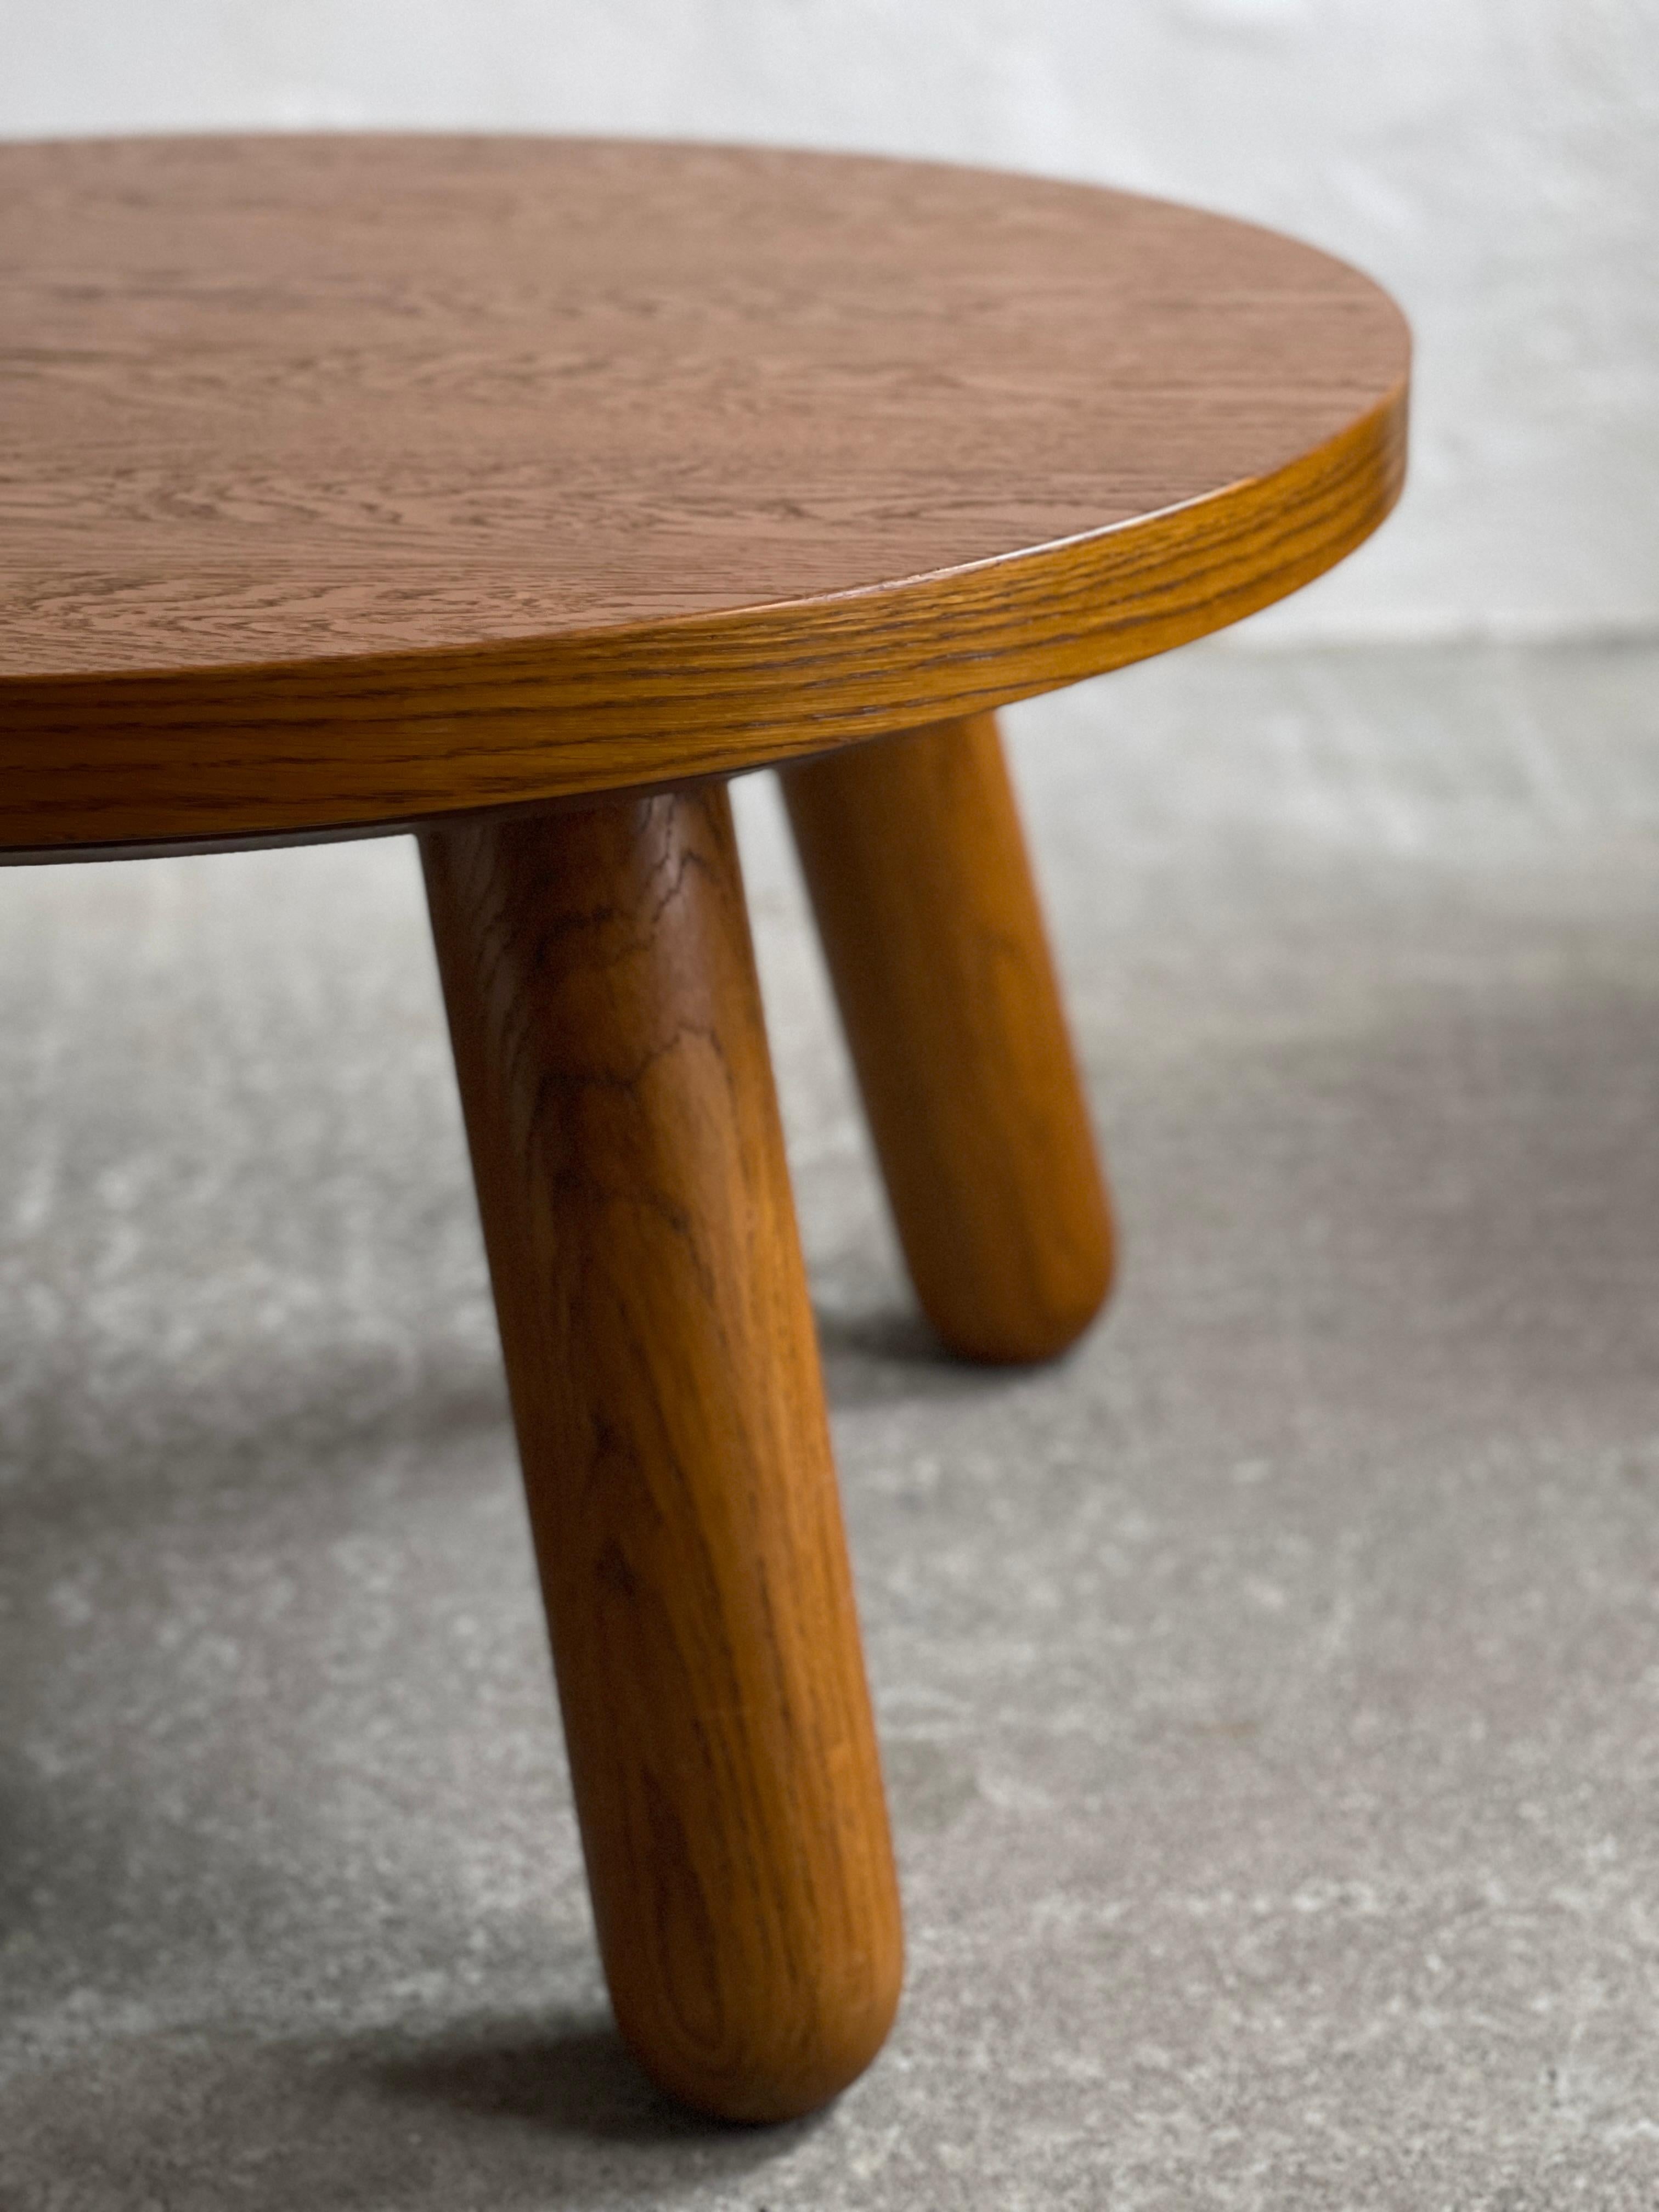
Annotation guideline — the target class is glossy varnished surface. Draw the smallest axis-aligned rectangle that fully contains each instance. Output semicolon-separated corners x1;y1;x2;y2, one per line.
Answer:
1;136;1407;854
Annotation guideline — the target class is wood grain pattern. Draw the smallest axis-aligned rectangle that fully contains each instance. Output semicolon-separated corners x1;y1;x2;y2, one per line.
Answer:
784;714;1113;1363
420;785;902;2123
0;135;1409;856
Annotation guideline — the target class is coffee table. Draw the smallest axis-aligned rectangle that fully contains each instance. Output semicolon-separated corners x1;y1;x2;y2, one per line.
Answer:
0;134;1409;2122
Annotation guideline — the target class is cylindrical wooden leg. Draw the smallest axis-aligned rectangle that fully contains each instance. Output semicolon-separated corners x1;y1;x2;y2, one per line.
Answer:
781;712;1113;1364
420;787;902;2124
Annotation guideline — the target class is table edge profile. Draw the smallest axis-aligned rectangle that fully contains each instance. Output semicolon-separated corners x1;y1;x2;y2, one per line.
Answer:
0;373;1408;861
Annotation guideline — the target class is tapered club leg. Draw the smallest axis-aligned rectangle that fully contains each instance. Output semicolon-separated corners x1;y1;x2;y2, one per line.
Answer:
420;787;902;2124
782;712;1113;1364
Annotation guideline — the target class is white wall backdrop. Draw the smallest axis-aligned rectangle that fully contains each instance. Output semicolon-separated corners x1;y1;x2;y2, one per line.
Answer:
7;1;1657;641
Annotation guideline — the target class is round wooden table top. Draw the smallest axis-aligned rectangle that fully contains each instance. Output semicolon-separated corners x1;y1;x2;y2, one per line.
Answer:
0;135;1408;857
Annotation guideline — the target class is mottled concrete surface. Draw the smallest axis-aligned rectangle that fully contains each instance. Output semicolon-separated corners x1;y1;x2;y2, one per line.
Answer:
3;642;1658;2208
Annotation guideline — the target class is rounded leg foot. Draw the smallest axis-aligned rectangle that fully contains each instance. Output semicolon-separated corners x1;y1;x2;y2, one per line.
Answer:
422;787;902;2122
783;712;1114;1364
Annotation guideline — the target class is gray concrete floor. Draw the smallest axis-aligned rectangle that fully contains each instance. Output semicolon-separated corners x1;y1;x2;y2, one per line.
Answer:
3;641;1658;2208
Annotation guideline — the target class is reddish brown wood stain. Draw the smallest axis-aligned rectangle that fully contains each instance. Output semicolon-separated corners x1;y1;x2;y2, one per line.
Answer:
0;136;1408;854
785;712;1114;1363
0;136;1410;2121
421;788;902;2121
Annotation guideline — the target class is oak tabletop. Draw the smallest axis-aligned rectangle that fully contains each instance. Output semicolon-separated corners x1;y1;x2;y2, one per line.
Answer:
0;135;1408;855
